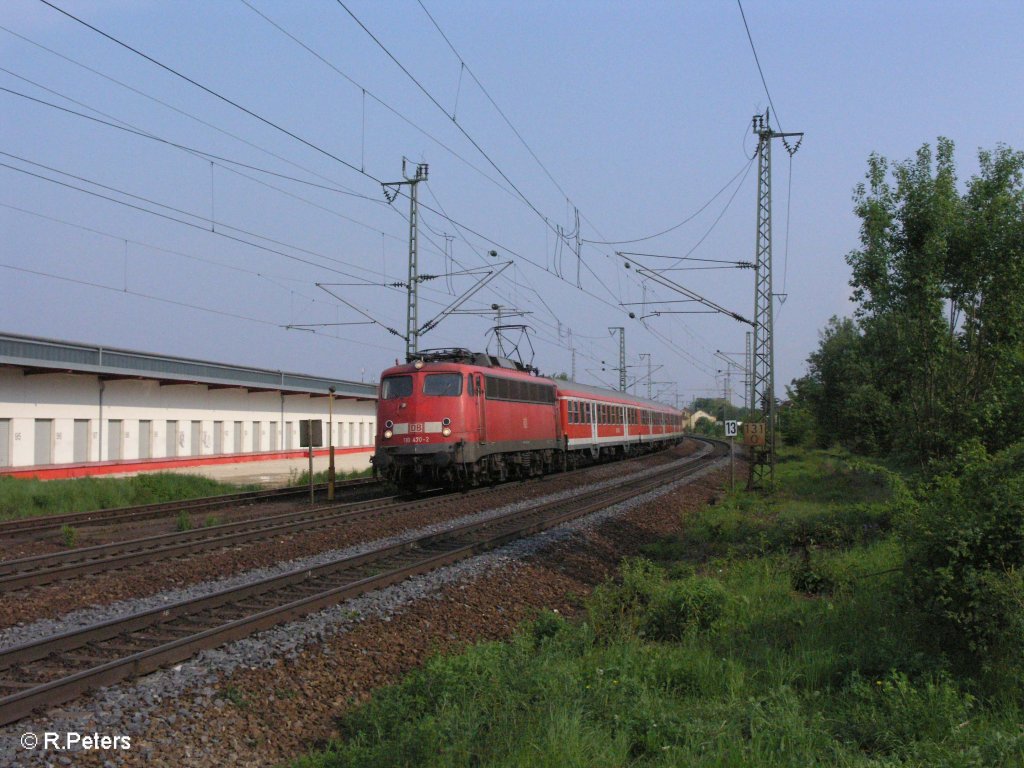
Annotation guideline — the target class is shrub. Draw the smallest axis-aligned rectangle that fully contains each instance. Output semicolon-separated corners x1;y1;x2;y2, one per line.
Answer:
834;671;974;758
641;576;726;640
587;558;663;640
587;558;725;642
900;441;1024;674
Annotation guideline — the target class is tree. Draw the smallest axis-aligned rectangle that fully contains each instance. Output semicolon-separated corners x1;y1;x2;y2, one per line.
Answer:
788;317;888;453
821;138;1024;463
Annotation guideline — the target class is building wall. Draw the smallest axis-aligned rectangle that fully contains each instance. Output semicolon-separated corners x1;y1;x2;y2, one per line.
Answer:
0;368;376;470
687;410;718;429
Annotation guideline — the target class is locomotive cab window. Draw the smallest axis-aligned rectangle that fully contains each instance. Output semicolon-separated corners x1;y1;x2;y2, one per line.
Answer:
423;373;463;397
381;375;413;399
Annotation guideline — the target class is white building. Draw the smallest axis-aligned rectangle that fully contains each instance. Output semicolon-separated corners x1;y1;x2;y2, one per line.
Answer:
0;333;378;479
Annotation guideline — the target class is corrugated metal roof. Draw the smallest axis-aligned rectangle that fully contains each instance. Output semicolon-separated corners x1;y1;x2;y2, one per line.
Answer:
0;332;377;400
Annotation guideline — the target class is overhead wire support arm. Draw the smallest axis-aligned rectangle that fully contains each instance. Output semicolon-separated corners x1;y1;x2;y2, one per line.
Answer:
626;263;754;327
283;321;375;330
416;261;511;335
316;283;406;340
618;251;752;267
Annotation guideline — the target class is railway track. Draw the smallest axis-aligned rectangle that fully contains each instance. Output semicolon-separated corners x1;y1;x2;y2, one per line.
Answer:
0;490;440;591
0;477;382;537
0;439;726;725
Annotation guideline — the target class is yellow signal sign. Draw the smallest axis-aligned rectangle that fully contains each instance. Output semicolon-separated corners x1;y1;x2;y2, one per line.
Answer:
743;422;766;446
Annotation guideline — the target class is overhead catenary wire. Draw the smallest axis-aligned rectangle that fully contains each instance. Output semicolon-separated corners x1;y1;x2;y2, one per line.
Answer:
581;156;755;245
414;0;572;202
736;0;784;132
1;201;318;288
0;153;383;282
0;156;465;325
235;0;518;202
0;78;464;269
333;0;556;234
36;0;379;184
0;25;375;200
0;83;379;202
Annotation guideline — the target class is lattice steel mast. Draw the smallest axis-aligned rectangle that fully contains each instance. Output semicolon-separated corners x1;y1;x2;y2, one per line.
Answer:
750;111;802;490
383;160;429;361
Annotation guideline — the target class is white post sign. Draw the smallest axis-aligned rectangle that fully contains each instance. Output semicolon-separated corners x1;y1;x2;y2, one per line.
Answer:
725;420;738;437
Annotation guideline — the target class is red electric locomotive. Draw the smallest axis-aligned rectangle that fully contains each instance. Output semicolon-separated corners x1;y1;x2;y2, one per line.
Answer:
371;348;685;489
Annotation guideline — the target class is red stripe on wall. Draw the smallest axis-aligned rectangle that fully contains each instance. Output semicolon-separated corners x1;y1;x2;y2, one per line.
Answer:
0;447;373;481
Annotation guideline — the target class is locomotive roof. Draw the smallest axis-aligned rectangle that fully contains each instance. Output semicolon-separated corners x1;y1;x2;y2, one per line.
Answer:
409;348;533;372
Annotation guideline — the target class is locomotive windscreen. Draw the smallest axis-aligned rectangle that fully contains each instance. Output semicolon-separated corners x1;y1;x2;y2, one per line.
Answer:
423;373;463;396
381;375;413;399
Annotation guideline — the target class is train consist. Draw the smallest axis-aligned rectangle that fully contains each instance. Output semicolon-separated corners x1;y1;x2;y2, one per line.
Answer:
371;349;686;489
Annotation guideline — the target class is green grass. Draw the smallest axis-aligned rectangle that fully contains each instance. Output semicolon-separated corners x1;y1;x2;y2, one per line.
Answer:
290;449;1024;767
60;523;78;548
0;473;259;522
287;467;373;486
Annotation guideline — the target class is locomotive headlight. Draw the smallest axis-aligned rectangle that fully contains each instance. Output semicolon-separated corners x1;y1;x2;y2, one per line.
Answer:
442;418;451;426
413;359;424;369
385;420;394;429
442;427;452;437
441;417;451;436
383;429;393;439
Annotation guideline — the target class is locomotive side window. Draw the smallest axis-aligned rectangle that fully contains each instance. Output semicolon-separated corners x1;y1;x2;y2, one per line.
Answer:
423;374;462;397
467;375;474;396
484;376;557;404
381;375;413;399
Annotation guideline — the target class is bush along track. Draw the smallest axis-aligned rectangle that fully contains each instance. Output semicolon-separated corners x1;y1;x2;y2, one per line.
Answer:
294;447;1024;767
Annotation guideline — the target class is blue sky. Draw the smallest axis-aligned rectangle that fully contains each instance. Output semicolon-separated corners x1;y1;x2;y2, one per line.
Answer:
2;1;1022;403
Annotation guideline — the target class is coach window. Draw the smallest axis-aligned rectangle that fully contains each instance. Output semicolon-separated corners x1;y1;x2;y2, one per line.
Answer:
382;375;413;399
423;374;462;396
